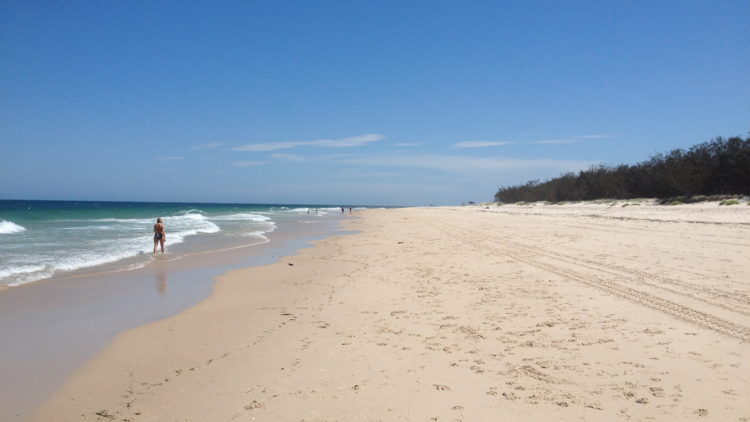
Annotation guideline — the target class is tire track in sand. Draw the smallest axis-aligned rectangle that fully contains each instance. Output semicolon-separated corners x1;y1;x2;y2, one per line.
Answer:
426;220;750;342
441;222;750;317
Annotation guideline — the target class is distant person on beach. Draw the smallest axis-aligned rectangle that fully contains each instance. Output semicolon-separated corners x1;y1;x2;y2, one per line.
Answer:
341;206;345;213
349;206;352;214
153;218;166;254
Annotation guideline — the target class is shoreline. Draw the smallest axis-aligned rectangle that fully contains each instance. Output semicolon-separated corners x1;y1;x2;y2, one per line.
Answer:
26;206;750;420
0;200;366;290
0;216;354;421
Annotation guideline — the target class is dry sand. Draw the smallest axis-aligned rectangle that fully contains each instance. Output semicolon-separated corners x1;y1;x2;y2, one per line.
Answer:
31;204;749;421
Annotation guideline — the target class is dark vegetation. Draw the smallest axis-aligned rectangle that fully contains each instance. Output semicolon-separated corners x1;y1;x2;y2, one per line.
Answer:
494;136;750;203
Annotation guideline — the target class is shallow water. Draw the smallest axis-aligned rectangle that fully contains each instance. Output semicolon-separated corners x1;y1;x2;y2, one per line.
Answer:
0;200;359;287
0;212;357;421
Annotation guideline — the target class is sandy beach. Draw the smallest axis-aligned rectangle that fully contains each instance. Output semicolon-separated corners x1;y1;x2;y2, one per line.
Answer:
30;203;749;421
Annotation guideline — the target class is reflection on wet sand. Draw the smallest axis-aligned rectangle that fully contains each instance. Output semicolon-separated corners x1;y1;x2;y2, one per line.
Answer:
156;273;167;296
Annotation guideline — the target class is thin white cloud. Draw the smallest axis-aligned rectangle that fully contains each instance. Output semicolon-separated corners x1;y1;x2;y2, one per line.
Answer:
533;134;610;144
339;154;594;173
393;143;420;146
236;141;298;152
233;161;264;167
191;143;223;150
533;139;579;144
234;134;384;152
454;141;514;148
271;153;306;161
252;151;593;175
351;172;399;178
308;134;384;148
157;156;186;162
291;152;594;175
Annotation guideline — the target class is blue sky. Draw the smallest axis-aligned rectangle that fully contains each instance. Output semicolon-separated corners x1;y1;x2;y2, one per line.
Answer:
1;1;747;206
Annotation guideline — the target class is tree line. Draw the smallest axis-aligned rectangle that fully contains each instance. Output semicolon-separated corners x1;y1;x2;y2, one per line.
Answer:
494;135;749;203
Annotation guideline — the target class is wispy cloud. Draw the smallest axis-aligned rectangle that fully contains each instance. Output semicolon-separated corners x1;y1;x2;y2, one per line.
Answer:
233;161;264;167
234;134;384;152
236;141;298;152
282;152;594;175
350;172;399;178
454;141;514;148
337;153;594;174
157;156;186;162
393;143;420;146
190;142;223;150
533;139;578;144
271;153;307;161
533;134;610;144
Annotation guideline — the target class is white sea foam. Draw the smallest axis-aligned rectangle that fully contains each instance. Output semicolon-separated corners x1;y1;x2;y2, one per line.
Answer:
0;264;47;279
0;211;251;287
62;226;117;230
239;230;270;238
0;208;295;287
209;213;271;222
0;220;26;234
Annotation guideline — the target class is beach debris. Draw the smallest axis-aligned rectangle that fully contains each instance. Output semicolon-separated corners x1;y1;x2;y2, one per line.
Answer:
244;400;265;410
288;263;294;266
94;410;115;420
434;384;451;391
502;391;518;400
650;387;665;397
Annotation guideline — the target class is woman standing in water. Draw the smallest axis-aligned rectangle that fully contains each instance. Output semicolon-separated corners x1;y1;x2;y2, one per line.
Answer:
153;217;166;254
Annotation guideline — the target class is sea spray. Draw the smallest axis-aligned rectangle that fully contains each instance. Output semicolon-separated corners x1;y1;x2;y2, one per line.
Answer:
0;220;25;234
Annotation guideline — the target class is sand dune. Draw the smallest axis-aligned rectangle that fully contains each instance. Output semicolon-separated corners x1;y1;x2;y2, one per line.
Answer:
31;204;749;421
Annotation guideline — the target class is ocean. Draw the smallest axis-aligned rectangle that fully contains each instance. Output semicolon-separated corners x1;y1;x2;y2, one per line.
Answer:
0;200;363;288
0;199;371;420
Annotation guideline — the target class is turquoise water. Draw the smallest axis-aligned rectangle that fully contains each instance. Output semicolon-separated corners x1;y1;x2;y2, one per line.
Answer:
0;200;361;287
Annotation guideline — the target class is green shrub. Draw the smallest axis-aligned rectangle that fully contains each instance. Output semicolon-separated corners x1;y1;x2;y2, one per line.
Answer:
719;199;740;206
670;201;684;206
494;136;750;203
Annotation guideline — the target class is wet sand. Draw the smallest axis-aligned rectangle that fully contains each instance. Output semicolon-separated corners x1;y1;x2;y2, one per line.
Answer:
0;217;350;422
29;204;750;421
